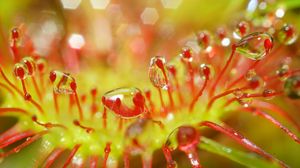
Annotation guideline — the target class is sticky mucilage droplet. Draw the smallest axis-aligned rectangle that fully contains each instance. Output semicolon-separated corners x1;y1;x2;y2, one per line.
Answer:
236;32;273;60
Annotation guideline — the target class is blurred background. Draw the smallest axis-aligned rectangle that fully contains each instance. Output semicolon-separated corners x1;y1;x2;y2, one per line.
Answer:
1;0;300;167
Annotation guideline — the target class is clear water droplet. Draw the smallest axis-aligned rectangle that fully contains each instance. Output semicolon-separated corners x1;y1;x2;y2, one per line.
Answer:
102;87;145;119
284;75;300;99
236;32;273;60
262;89;276;100
238;97;253;107
49;70;75;94
277;24;298;45
233;89;244;99
148;56;169;89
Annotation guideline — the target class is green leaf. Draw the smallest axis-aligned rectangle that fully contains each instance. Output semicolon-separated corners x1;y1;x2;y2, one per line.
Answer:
199;137;280;168
279;0;300;9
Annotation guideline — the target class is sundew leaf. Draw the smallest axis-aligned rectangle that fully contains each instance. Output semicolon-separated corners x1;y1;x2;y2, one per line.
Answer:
199;137;280;168
0;138;52;168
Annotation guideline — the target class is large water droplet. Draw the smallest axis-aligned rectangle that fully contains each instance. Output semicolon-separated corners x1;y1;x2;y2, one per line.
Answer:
102;87;146;119
49;70;76;94
176;126;199;152
236;32;273;60
284;75;300;99
148;56;169;90
277;24;298;45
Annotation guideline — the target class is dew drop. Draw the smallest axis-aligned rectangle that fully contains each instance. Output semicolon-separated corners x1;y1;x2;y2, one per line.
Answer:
236;32;273;60
262;89;276;100
222;147;232;154
176;126;199;152
277;24;298;45
246;74;264;90
233;21;250;40
180;47;193;63
237;97;253;107
21;57;36;76
199;64;213;80
102;87;146;119
148;56;168;90
196;31;211;49
49;70;76;94
11;27;20;40
233;89;244;99
284;75;300;99
14;63;28;80
36;58;47;74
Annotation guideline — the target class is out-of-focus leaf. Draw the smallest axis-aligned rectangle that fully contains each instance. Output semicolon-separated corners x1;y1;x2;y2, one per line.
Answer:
0;138;52;168
199;137;280;168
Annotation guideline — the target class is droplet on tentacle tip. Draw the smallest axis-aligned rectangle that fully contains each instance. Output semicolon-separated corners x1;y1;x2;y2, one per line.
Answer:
236;32;273;60
21;57;36;76
233;21;250;40
284;75;300;99
36;58;47;74
176;126;200;152
176;126;201;168
199;64;213;80
49;70;76;94
102;87;146;119
216;27;231;47
180;47;193;63
11;27;20;40
277;24;298;45
14;63;28;80
148;56;168;90
196;31;211;49
245;70;264;90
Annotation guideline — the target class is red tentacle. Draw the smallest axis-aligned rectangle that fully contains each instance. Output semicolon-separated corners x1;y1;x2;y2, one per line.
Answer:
62;144;81;168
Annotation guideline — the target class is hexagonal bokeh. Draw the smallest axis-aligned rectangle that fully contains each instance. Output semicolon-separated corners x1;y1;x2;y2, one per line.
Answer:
140;8;159;25
90;0;110;9
60;0;81;10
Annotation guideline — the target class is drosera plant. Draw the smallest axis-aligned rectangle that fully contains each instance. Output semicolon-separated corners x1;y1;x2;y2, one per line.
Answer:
0;3;300;168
